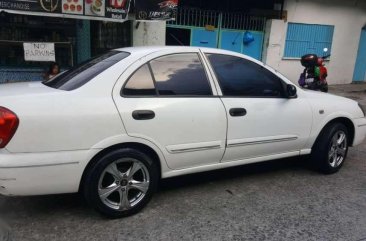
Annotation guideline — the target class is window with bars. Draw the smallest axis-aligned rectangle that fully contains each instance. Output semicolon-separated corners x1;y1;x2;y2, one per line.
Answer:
284;23;334;58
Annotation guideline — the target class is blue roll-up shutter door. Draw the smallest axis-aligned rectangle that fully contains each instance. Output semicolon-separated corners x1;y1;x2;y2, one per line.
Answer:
284;23;334;58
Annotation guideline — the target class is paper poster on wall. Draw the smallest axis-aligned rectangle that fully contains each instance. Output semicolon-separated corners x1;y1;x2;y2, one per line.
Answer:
135;0;178;20
23;43;56;62
85;0;105;17
62;0;84;15
0;0;129;22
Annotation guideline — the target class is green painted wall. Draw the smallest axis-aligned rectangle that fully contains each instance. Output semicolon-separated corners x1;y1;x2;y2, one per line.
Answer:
76;20;91;64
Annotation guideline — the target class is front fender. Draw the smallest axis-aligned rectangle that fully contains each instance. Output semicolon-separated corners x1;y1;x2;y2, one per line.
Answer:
305;111;356;149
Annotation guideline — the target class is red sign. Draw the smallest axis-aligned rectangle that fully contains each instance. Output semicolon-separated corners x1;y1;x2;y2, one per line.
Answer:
110;0;127;8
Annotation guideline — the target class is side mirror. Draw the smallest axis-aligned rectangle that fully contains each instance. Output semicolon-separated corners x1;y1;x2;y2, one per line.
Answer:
286;84;297;98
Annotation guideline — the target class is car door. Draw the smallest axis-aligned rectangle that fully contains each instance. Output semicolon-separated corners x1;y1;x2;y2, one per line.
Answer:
113;49;227;170
203;52;312;162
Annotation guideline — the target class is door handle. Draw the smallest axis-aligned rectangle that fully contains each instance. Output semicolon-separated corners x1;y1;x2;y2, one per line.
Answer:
132;110;155;120
229;108;247;117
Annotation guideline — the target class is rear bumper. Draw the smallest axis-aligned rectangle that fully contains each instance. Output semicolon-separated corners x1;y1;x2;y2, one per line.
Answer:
352;117;366;146
0;149;98;196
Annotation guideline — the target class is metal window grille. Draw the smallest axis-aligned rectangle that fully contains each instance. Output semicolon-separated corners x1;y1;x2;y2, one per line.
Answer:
167;7;266;31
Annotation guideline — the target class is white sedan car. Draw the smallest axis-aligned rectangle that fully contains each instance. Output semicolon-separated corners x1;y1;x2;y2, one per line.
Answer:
0;47;365;217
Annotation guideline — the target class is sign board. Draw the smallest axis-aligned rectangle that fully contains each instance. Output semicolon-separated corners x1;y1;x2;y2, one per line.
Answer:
135;0;178;20
0;0;130;22
23;42;55;62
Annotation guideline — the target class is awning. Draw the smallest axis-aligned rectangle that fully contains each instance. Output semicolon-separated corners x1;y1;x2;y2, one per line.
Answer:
0;0;178;22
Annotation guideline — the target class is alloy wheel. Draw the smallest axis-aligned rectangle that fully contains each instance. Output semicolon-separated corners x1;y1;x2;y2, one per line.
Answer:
328;130;347;168
98;158;150;210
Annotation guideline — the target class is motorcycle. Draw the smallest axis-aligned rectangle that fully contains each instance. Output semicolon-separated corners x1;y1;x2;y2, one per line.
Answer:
298;48;330;93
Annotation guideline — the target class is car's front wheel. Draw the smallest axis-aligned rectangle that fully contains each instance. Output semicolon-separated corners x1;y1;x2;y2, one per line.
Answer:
311;122;349;174
83;148;158;218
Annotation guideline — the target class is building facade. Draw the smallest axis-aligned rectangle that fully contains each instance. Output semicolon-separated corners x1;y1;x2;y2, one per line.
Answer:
0;13;133;82
263;0;366;84
2;0;366;85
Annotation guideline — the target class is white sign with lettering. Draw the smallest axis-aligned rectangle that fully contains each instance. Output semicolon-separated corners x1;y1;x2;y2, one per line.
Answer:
23;42;55;62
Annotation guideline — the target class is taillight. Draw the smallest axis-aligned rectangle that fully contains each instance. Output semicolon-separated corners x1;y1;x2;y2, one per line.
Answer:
0;107;19;148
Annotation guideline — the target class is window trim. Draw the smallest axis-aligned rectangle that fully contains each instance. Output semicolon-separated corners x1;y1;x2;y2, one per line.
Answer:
121;52;214;98
147;63;160;96
205;53;287;99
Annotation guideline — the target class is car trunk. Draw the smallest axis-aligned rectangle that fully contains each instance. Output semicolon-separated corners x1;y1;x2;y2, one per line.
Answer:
0;82;61;98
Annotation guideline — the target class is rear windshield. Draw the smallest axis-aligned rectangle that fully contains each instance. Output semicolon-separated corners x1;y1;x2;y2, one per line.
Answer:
43;51;130;91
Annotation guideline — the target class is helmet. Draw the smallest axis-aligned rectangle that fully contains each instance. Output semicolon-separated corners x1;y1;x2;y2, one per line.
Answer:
301;54;318;67
317;58;324;66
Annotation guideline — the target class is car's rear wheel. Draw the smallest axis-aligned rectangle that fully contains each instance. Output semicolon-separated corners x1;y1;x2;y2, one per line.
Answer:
83;148;158;218
311;123;349;174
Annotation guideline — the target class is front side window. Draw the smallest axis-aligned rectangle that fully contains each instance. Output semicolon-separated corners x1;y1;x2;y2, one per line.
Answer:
43;51;130;91
149;53;212;96
206;54;285;97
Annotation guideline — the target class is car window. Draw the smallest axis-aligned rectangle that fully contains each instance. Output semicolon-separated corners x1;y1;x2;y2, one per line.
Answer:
43;51;130;91
149;53;212;96
206;54;285;97
122;64;156;96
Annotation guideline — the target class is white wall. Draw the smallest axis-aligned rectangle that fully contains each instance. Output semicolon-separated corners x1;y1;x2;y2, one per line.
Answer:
264;0;366;85
132;21;166;46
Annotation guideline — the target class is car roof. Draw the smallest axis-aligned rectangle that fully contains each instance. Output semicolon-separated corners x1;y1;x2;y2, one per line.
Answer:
115;46;196;54
115;46;246;56
115;46;263;66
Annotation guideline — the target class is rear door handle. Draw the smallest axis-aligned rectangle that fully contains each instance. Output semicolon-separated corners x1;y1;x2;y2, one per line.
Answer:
132;110;155;120
229;108;247;117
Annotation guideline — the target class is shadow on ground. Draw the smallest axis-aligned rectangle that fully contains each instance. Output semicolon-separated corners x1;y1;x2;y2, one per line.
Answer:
0;156;308;219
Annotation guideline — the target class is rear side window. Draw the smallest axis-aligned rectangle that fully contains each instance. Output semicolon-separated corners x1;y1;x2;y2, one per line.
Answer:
122;53;213;97
122;64;156;96
43;51;130;91
206;54;285;97
150;53;212;96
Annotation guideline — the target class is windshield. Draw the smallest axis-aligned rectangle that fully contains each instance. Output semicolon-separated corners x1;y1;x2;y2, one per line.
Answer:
43;51;130;91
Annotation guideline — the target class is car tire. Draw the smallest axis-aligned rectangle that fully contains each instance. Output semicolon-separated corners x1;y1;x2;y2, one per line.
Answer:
320;83;329;93
311;122;349;174
83;148;159;218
